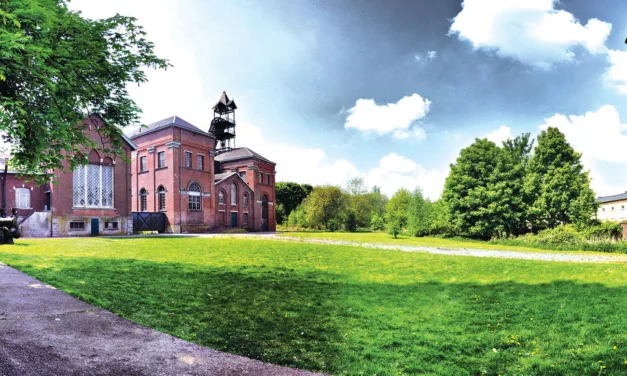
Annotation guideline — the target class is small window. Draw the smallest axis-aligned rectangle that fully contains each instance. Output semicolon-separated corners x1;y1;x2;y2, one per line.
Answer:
612;207;615;212
185;151;192;168
243;193;248;208
197;155;204;170
267;174;271;185
158;151;166;168
219;190;225;205
243;213;249;226
188;182;201;211
70;221;85;231
140;156;147;172
105;221;119;230
258;172;262;184
231;183;237;205
139;188;148;211
15;188;30;209
158;185;166;211
239;171;246;180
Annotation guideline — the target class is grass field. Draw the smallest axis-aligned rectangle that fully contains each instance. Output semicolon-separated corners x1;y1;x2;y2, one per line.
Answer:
3;236;627;375
276;231;627;256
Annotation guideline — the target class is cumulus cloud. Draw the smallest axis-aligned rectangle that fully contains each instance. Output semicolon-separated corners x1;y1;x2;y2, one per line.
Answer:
427;50;437;59
484;125;512;144
449;0;612;69
607;49;627;94
344;94;431;139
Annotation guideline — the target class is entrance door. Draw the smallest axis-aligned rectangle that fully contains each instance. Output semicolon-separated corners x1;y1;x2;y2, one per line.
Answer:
261;195;268;232
91;218;99;236
231;212;238;228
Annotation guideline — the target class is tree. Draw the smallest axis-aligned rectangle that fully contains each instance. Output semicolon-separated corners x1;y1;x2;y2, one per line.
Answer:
302;185;346;229
388;220;401;239
345;177;379;228
0;0;169;182
524;127;597;230
406;189;433;237
429;199;453;235
344;210;357;232
442;138;503;239
386;189;411;229
275;182;311;224
370;214;385;231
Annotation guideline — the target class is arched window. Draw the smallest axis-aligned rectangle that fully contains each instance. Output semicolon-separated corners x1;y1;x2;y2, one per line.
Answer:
157;185;166;211
15;188;30;209
139;188;148;211
219;190;225;205
231;183;237;205
243;193;248;208
188;182;201;211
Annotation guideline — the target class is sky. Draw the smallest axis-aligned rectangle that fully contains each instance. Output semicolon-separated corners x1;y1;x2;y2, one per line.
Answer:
69;0;627;200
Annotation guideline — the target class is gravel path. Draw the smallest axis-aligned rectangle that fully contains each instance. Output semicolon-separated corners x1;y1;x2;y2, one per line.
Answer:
186;233;627;264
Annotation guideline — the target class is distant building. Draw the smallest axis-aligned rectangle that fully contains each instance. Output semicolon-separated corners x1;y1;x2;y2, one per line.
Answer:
129;92;276;233
596;192;627;222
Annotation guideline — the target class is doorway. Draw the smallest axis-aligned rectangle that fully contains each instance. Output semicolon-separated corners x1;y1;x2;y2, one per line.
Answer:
261;194;268;232
231;212;238;228
90;218;99;236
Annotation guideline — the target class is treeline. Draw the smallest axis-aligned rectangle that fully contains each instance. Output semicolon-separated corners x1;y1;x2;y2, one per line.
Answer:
276;127;604;241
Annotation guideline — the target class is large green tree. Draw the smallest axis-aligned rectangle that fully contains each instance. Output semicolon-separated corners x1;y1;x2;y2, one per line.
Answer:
302;185;347;229
0;0;169;182
275;182;311;224
406;188;433;237
385;188;411;229
524;127;597;230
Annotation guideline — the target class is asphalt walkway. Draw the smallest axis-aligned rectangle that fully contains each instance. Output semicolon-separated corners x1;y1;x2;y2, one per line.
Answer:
0;263;321;376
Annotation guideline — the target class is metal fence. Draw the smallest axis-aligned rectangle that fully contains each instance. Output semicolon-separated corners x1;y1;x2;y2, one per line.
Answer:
132;212;166;233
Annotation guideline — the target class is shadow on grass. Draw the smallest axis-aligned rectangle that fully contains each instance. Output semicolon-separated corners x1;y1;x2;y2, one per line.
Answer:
4;254;627;375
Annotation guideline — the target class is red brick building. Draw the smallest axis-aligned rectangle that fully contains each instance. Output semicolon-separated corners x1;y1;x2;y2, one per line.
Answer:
11;116;136;237
129;92;276;232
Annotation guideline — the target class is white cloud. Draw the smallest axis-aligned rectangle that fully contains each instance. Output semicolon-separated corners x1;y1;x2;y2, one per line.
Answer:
607;49;627;94
427;50;437;59
392;127;427;140
379;153;418;173
344;94;431;138
449;0;612;69
484;125;512;144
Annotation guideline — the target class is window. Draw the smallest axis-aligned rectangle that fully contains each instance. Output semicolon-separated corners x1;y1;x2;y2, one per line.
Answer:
157;185;166;211
239;171;246;180
259;172;263;183
73;165;114;208
185;151;192;168
158;151;166;168
105;221;119;230
140;156;147;172
197;155;204;170
218;190;225;205
69;221;85;231
139;188;148;211
15;188;30;209
231;183;237;205
243;213;249;226
188;182;201;211
243;193;248;208
267;174;271;185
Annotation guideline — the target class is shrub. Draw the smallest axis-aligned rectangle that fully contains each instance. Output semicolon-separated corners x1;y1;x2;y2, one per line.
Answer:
327;218;343;232
370;214;385;231
580;221;622;241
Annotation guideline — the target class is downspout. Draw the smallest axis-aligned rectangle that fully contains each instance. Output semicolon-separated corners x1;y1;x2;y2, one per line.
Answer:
1;162;7;213
179;128;182;233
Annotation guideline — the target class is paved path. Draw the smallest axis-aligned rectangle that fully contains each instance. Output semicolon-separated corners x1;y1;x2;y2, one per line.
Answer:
148;233;627;263
0;264;321;376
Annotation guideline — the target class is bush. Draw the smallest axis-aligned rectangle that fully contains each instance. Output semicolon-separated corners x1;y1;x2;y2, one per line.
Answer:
327;218;343;232
580;221;622;241
370;214;385;231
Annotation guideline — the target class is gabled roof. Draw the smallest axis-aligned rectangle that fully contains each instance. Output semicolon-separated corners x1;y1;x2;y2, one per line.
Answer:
214;147;275;165
214;171;254;192
597;192;627;204
128;116;213;139
212;91;237;111
87;114;137;150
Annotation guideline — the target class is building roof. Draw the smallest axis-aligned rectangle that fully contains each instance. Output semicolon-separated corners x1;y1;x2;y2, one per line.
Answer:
128;116;213;139
212;91;237;111
214;147;275;165
597;192;627;204
214;172;236;183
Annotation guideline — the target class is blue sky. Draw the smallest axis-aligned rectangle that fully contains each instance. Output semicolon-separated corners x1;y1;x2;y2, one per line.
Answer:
71;0;627;199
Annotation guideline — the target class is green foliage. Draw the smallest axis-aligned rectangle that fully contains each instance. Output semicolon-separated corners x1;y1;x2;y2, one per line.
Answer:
525;127;598;230
302;185;346;229
387;220;401;239
343;210;357;232
429;199;454;236
406;189;433;237
0;0;169;182
370;214;385;231
275;182;312;225
386;188;411;229
581;221;622;240
294;205;308;228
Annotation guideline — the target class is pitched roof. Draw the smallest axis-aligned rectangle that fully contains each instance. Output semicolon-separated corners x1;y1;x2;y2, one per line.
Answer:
597;192;627;204
214;147;275;164
214;172;236;183
212;91;237;111
128;116;213;139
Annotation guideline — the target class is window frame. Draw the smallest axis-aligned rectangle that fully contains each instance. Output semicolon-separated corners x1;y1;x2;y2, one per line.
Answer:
15;187;31;209
188;182;201;211
69;221;85;231
231;182;237;206
73;164;115;209
157;185;166;211
258;171;262;184
197;154;204;171
243;193;248;208
157;151;166;168
266;173;271;185
184;151;192;168
218;190;225;205
140;156;147;172
139;188;148;211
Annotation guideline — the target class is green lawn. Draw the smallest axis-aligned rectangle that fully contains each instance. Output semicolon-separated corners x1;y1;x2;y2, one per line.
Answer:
3;237;627;375
277;231;627;257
